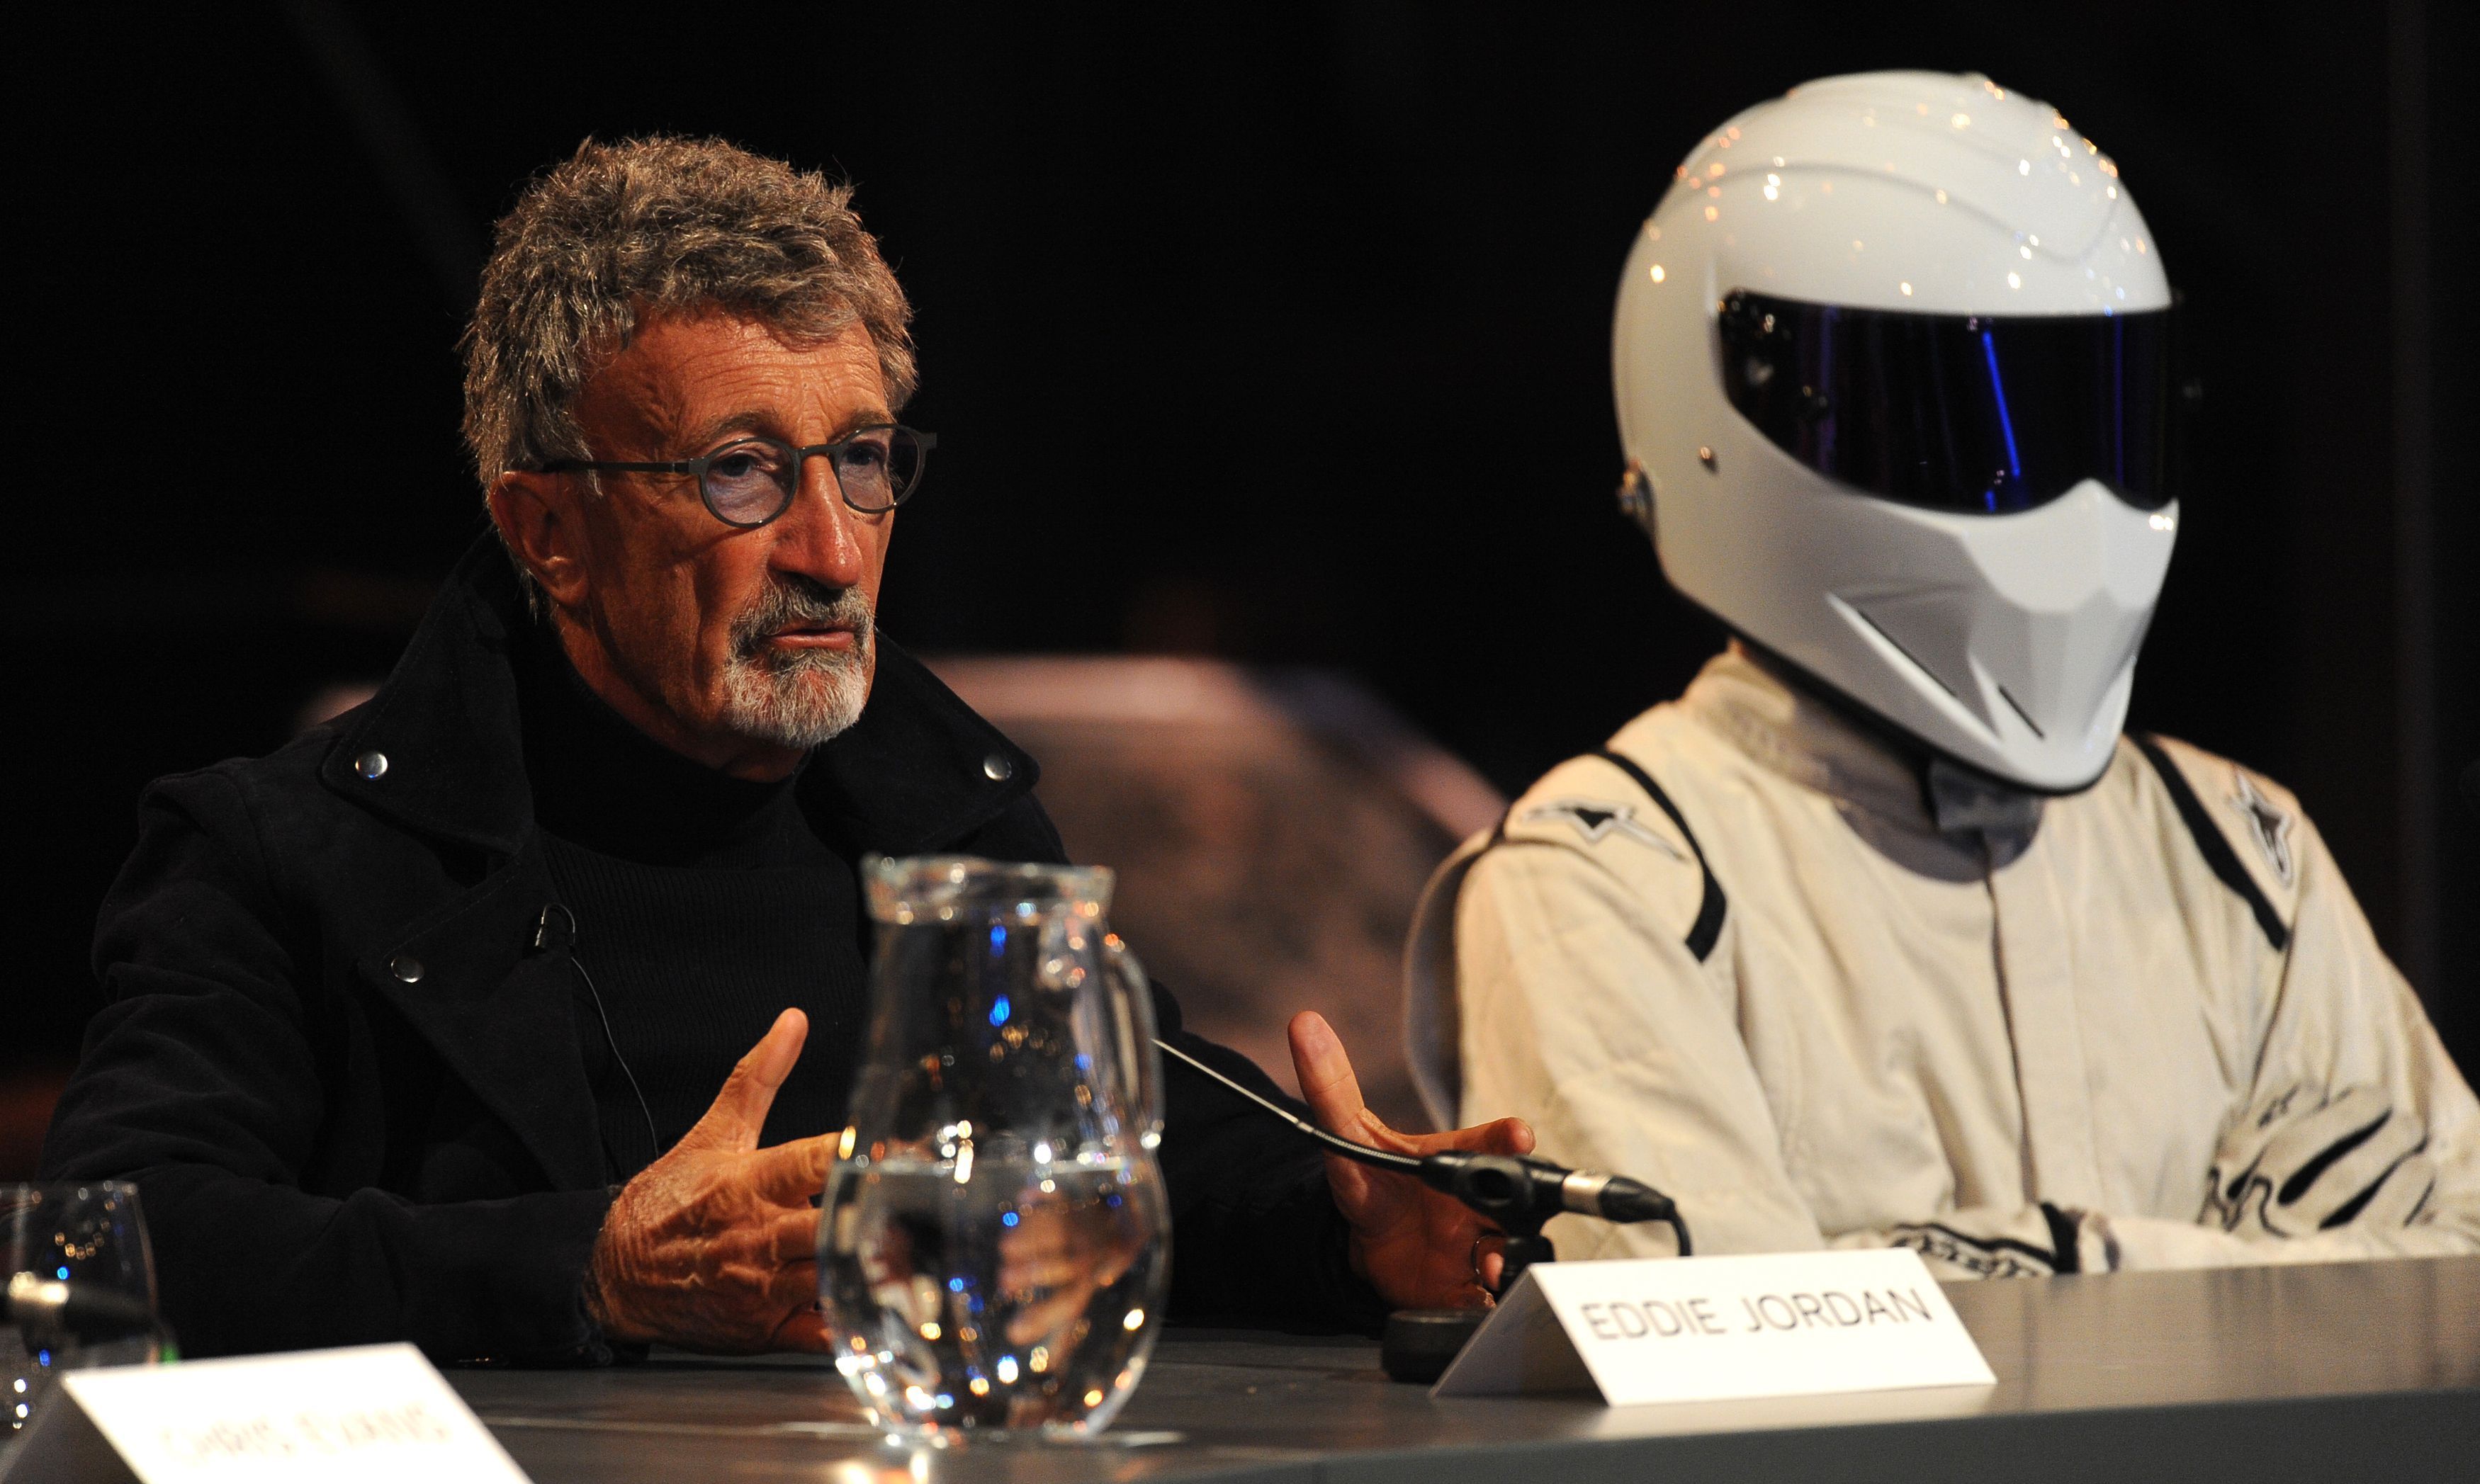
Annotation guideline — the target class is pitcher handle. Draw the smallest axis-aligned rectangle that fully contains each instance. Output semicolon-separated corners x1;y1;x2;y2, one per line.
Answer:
1100;934;1164;1149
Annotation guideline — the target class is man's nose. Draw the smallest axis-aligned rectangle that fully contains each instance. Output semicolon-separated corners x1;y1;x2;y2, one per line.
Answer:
768;454;869;587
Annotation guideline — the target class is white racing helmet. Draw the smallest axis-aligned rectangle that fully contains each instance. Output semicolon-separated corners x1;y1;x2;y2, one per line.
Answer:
1614;72;2177;791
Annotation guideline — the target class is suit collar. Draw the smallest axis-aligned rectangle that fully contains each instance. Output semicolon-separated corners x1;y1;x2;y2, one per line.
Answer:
1680;642;2043;841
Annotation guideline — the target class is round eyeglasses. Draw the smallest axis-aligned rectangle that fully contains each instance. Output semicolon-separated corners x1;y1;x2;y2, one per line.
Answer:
539;424;936;528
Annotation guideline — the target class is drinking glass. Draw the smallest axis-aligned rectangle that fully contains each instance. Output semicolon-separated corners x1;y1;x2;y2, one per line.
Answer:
4;1182;162;1439
821;856;1169;1437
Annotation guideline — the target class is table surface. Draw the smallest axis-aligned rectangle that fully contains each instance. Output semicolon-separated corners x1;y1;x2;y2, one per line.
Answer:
454;1256;2479;1483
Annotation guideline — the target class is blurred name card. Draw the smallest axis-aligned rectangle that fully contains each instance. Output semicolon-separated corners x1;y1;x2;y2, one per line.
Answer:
1433;1248;1994;1405
3;1343;530;1483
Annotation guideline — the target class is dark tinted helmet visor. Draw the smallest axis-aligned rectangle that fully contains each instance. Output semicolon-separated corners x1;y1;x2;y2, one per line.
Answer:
1718;290;2175;514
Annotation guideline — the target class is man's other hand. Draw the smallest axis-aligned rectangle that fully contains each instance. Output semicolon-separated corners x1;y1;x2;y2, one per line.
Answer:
586;1008;832;1352
1287;1011;1535;1311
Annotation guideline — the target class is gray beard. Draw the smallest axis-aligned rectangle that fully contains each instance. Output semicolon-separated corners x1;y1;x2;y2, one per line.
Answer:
716;580;875;750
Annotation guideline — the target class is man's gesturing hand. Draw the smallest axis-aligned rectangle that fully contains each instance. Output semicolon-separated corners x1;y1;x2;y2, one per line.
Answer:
1287;1011;1536;1311
586;1008;833;1352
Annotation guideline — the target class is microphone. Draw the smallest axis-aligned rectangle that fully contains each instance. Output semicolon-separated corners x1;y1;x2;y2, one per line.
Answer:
5;1271;157;1340
1416;1150;1683;1230
1149;1038;1693;1262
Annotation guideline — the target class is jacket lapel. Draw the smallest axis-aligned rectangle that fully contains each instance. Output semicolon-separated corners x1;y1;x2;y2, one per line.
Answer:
361;838;607;1190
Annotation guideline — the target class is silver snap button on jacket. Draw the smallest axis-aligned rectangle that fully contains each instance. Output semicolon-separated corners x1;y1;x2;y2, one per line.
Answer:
354;751;390;781
982;754;1013;782
389;953;424;984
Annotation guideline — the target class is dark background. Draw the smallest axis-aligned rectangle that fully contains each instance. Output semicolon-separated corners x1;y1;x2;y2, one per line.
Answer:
7;3;2474;1163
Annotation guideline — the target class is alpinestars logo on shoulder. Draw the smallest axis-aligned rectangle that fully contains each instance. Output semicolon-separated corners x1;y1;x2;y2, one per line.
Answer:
1520;800;1686;860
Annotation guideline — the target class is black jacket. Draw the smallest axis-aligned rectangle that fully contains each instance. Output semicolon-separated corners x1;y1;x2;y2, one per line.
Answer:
42;539;1380;1361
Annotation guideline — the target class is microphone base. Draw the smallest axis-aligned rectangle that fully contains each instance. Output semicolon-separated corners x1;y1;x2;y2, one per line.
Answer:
1379;1307;1488;1384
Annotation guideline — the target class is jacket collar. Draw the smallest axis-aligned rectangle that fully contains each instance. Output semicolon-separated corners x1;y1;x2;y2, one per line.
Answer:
325;536;1040;859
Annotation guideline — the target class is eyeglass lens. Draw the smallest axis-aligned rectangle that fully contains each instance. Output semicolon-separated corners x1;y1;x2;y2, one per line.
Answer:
701;429;925;524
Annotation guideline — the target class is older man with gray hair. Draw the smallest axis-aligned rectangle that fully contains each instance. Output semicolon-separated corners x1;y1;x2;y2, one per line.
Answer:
41;136;1531;1362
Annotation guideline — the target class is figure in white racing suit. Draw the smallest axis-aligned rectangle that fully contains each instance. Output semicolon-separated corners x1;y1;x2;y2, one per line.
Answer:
1405;72;2480;1278
1408;644;2480;1274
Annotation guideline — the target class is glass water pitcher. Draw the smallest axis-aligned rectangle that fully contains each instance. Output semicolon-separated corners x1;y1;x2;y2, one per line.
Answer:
821;856;1169;1436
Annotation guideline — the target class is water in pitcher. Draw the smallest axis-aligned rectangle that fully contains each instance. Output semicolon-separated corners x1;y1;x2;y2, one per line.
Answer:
821;1151;1168;1432
821;856;1171;1436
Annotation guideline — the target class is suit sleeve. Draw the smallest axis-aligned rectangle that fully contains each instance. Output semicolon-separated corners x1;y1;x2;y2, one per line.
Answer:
40;771;619;1363
1825;799;2480;1274
1455;839;1827;1262
2099;803;2480;1269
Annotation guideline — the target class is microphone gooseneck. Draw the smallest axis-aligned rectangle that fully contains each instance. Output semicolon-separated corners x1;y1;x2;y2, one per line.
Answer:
1149;1037;1693;1278
1151;1038;1426;1172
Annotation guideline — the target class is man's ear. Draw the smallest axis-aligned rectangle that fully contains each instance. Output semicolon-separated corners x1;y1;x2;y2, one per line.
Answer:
487;470;589;609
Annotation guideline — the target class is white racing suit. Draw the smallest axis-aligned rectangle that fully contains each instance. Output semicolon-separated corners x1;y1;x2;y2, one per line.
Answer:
1407;645;2480;1277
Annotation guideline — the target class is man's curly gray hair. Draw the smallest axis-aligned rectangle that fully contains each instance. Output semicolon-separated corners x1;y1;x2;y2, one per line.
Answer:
461;135;916;586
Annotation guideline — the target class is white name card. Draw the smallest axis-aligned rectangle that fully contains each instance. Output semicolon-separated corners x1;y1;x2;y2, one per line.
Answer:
4;1343;530;1483
1433;1248;1995;1406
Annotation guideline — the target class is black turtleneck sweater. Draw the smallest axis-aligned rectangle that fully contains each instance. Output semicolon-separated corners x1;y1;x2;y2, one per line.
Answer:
515;632;871;1180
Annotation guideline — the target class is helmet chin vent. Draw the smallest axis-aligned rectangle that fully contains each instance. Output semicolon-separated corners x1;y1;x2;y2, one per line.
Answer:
1834;587;1997;734
1824;553;2158;784
1996;686;2046;740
